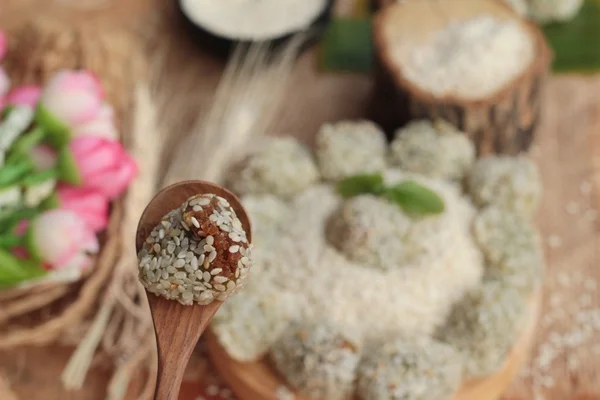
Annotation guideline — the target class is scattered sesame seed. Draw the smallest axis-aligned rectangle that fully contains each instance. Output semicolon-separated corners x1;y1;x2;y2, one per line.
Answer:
547;235;562;248
565;201;579;215
191;216;200;228
580;180;592;195
584;208;598;222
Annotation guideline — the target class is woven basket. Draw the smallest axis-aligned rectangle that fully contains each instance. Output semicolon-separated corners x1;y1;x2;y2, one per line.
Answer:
0;16;144;348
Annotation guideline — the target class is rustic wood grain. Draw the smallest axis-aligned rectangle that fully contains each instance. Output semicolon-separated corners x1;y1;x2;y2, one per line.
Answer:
136;180;251;400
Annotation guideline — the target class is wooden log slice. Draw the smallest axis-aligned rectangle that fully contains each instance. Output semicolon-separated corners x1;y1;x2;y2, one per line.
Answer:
369;0;552;155
206;288;542;400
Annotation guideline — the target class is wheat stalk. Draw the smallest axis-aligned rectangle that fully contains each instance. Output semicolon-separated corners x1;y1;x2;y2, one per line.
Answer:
163;36;306;186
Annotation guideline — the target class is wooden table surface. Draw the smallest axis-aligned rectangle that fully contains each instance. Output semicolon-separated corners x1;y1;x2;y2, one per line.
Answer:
1;1;600;400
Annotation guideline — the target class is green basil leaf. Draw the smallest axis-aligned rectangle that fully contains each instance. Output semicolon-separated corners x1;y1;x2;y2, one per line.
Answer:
337;173;385;198
384;180;445;216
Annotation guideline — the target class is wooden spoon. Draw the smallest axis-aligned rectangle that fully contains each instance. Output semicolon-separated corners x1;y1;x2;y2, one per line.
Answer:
135;180;252;400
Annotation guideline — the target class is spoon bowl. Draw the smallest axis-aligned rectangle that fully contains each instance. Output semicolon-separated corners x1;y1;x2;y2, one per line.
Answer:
136;180;251;400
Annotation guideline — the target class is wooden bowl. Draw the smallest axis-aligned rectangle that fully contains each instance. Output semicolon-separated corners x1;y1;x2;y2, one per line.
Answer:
206;288;542;400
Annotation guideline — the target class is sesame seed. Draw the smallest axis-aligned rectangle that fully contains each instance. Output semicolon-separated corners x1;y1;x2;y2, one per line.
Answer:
580;180;592;195
229;245;240;253
191;217;200;228
214;284;226;291
203;271;211;282
211;268;223;275
193;205;203;212
565;202;579;215
214;276;228;284
584;209;598;222
204;245;216;252
547;235;562;248
153;244;161;253
206;235;214;245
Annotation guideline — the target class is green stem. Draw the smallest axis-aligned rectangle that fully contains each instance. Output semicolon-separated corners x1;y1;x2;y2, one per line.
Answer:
0;248;46;288
0;232;24;249
20;168;58;187
6;126;46;164
0;158;32;187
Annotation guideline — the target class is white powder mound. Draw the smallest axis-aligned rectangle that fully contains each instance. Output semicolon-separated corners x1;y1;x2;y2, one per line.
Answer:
394;16;535;100
180;0;328;40
262;170;484;344
529;0;584;23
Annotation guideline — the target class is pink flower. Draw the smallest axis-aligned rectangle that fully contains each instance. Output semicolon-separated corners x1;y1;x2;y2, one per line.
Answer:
27;209;99;271
39;69;103;127
0;31;6;61
57;185;110;232
70;136;137;199
6;85;41;108
73;103;118;140
0;67;10;98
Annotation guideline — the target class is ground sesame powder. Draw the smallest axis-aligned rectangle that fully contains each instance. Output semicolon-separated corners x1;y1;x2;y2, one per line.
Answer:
137;193;253;305
394;16;535;100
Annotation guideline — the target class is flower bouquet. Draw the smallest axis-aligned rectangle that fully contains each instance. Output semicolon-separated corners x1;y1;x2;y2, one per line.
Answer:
0;30;137;291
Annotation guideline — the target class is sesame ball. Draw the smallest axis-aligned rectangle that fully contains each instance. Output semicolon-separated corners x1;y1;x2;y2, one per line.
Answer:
326;195;413;270
137;194;253;306
390;119;475;181
240;194;289;244
356;338;463;400
473;206;544;293
315;120;387;181
468;155;542;218
270;321;361;400
211;279;297;362
229;137;319;198
436;281;529;378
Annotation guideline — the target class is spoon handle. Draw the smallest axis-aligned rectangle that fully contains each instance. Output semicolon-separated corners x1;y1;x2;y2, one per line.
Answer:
149;295;222;400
